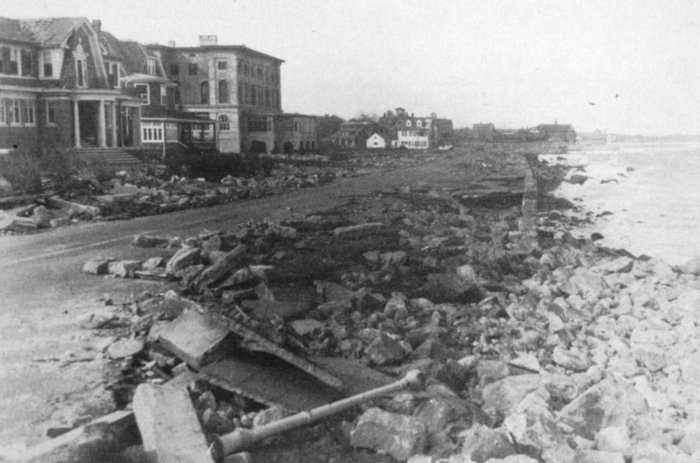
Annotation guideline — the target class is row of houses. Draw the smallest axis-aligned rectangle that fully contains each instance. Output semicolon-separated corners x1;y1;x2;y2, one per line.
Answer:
329;111;454;150
471;122;577;143
0;17;319;158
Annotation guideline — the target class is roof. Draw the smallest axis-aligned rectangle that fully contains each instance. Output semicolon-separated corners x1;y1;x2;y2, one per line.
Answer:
156;44;284;63
0;18;35;43
17;17;88;46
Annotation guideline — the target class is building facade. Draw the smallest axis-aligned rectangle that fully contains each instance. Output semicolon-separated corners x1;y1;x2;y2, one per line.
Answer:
366;132;387;149
392;113;453;149
0;17;144;154
1;19;317;157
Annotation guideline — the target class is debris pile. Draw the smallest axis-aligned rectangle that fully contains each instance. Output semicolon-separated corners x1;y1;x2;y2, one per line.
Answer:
18;166;700;462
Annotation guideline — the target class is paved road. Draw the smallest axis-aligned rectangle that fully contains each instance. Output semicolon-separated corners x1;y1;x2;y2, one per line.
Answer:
0;152;527;448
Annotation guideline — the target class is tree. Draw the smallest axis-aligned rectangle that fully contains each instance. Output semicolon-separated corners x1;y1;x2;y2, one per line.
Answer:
317;114;344;139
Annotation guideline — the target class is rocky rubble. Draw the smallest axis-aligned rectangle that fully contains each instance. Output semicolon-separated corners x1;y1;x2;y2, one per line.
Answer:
32;166;700;462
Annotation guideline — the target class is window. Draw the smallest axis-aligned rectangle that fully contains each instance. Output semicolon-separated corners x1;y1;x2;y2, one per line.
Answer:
169;63;179;76
9;48;19;74
135;83;150;105
160;84;167;105
243;62;249;76
200;81;209;104
218;114;230;131
188;63;198;75
46;101;56;125
247;115;267;131
104;62;119;87
218;80;229;103
42;50;53;77
141;122;164;143
416;120;423;128
217;60;227;70
146;59;156;75
256;67;262;80
406;120;412;127
21;49;32;76
266;117;272;131
10;100;20;123
0;100;5;124
265;88;270;107
76;59;85;87
256;87;263;106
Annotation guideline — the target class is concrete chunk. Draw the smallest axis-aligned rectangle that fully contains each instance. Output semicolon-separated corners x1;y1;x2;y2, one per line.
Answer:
158;311;230;368
133;383;213;463
350;407;426;461
165;247;202;275
333;222;386;239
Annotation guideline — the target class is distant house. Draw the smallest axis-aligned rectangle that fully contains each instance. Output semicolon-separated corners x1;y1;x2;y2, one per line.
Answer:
535;123;576;143
329;121;376;149
273;113;318;153
391;113;452;149
366;132;388;149
472;123;496;140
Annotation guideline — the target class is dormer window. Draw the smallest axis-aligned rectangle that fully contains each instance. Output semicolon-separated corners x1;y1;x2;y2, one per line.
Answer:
42;50;53;78
147;59;156;75
406;120;412;127
74;43;87;88
416;120;423;128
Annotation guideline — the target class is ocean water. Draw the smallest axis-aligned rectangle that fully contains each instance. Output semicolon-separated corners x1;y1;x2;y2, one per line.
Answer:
541;142;700;266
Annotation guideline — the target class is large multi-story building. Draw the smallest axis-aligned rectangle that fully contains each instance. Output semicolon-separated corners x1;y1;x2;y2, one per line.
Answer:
0;18;317;158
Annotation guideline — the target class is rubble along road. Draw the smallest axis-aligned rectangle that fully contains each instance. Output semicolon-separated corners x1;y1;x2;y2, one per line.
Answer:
0;148;530;448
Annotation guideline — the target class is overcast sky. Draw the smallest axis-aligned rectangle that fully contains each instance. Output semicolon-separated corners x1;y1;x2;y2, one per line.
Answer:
4;0;700;135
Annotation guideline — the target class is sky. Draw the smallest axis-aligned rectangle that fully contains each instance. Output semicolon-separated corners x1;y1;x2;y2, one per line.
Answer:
4;0;700;135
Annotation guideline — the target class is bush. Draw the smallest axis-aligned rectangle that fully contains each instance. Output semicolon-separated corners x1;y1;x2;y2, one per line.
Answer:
0;149;42;194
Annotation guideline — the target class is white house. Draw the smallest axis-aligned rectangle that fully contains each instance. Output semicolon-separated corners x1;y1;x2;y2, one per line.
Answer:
393;128;430;149
366;132;387;149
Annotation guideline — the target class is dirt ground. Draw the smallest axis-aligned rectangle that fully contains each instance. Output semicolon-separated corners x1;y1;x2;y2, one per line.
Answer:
0;144;534;452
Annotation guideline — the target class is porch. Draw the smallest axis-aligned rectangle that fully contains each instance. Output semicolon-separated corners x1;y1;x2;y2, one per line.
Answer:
72;98;141;149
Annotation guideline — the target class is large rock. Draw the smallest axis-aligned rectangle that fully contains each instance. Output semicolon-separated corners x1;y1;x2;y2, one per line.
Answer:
82;258;114;275
460;424;516;463
594;426;630;455
132;233;171;248
107;260;142;278
596;257;633;274
422;272;481;303
557;377;648;440
365;331;411;365
552;346;590;372
165;246;201;275
503;388;566;452
191;244;247;289
350;407;426;461
481;374;543;419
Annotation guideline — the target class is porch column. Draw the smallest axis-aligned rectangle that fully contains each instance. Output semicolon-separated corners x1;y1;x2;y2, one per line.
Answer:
111;102;118;147
97;99;107;148
73;99;81;148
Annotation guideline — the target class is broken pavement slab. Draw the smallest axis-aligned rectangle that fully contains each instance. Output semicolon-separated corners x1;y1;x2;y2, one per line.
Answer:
133;382;214;463
207;312;344;390
157;310;231;368
82;257;114;275
241;299;308;321
191;245;248;290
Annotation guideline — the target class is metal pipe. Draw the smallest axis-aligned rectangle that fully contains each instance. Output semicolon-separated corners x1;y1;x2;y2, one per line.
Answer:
212;369;424;461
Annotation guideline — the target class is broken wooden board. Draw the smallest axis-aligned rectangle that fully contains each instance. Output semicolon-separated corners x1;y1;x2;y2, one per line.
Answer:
158;310;230;368
208;312;344;391
15;410;137;463
200;353;341;411
133;383;213;463
240;299;307;321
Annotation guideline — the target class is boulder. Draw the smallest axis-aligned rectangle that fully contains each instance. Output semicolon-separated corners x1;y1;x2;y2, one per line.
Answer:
422;272;480;303
350;407;427;461
132;233;171;248
333;222;386;239
107;260;142;278
557;377;648;440
552;346;590;372
481;374;542;419
460;424;516;463
594;426;630;455
165;247;201;275
289;319;325;336
679;257;700;275
82;258;113;275
596;257;633;274
142;256;165;270
365;332;411;365
107;338;144;359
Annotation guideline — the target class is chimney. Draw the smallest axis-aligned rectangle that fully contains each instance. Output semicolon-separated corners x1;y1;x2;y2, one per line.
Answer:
167;40;176;47
92;19;101;32
198;35;218;46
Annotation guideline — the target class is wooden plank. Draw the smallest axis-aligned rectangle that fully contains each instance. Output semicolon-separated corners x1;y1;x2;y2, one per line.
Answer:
158;310;231;368
132;383;213;463
312;357;394;396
